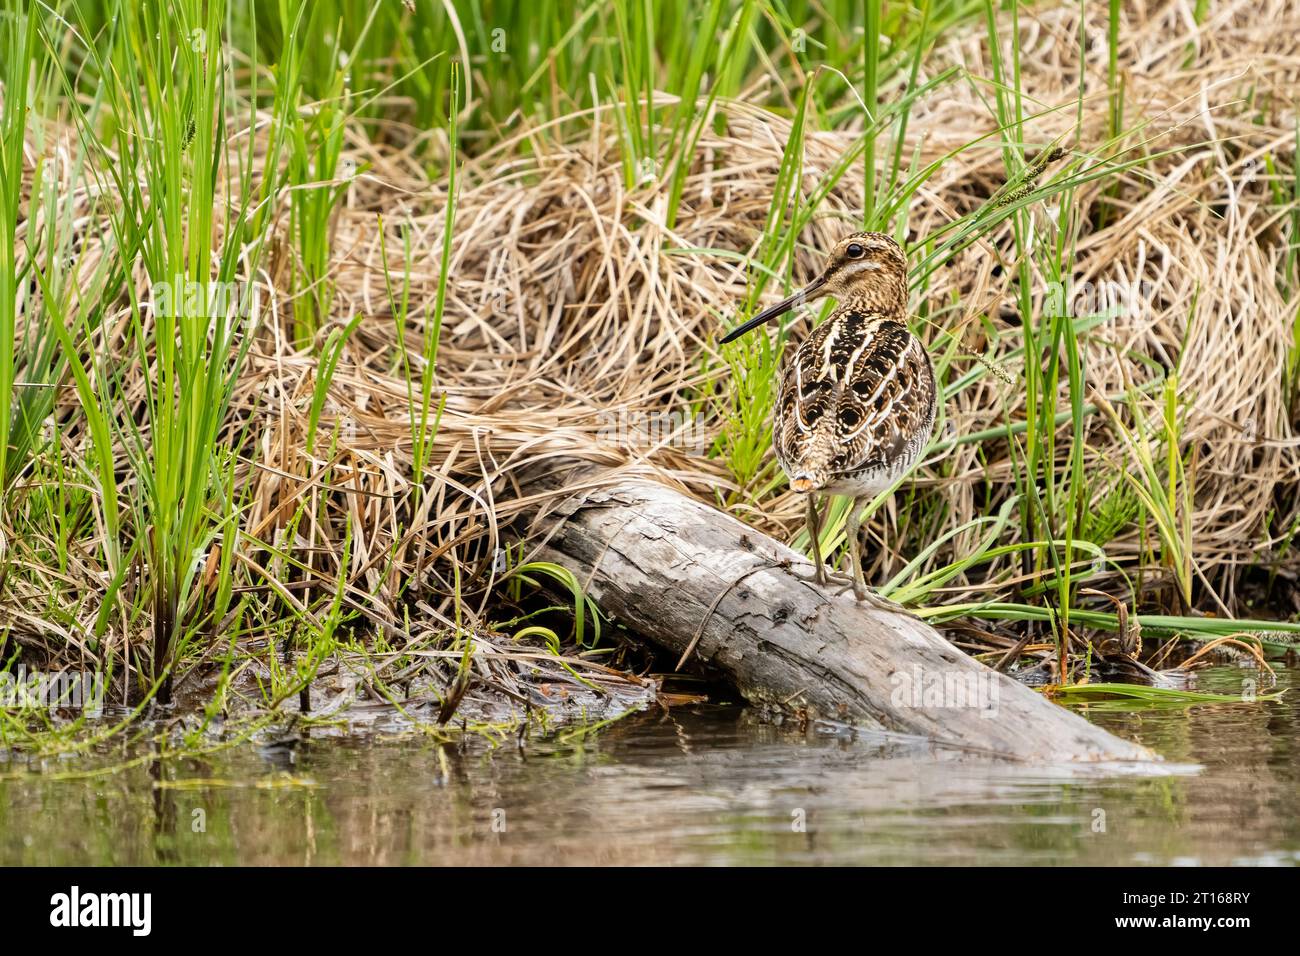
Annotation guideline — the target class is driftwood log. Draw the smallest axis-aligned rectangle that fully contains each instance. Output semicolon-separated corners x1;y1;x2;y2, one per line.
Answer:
522;476;1156;764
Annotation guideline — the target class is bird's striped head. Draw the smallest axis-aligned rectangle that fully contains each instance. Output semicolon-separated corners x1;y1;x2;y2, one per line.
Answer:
818;232;908;309
720;232;909;344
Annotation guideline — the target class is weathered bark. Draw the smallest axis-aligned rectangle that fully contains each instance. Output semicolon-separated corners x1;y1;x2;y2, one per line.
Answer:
523;477;1157;764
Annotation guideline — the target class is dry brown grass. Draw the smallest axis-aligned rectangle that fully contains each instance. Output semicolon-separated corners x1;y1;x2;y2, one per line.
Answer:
8;0;1300;695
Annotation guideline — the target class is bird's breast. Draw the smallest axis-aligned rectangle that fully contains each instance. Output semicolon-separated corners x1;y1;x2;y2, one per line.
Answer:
774;311;935;487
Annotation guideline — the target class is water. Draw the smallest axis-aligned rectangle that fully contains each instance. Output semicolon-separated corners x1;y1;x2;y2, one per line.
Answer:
1;664;1296;865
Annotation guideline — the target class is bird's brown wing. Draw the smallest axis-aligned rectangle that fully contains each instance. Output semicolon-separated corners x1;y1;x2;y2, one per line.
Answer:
775;313;934;478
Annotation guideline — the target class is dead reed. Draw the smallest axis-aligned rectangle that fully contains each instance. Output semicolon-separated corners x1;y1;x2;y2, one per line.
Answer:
2;0;1298;724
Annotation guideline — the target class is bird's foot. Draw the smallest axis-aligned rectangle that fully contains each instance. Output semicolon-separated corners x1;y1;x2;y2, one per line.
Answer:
795;564;834;587
796;568;912;614
837;581;912;615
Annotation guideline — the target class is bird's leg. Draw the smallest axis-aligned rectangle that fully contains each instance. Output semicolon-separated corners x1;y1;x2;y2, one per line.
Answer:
843;495;909;613
805;493;827;585
846;495;869;600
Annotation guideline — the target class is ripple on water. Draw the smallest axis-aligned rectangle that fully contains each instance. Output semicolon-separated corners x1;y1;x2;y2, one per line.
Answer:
0;664;1295;865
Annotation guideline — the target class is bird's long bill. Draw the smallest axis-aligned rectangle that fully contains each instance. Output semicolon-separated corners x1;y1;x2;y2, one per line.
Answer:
719;275;826;345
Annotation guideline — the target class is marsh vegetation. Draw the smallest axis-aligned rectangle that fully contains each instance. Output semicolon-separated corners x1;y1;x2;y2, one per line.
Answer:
0;0;1297;757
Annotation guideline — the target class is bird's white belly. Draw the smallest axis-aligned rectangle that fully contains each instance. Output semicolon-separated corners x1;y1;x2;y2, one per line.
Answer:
782;418;933;497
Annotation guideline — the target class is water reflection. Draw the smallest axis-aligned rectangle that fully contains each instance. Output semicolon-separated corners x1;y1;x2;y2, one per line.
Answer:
0;665;1295;865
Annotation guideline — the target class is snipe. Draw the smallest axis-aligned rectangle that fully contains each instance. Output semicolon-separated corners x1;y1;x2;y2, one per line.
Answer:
721;232;936;608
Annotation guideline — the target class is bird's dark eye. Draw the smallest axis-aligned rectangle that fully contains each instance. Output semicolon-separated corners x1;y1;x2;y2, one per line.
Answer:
846;242;865;259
